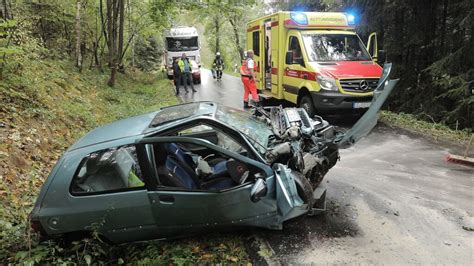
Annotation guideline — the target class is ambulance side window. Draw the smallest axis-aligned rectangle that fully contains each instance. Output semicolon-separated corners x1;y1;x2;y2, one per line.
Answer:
288;36;303;64
252;31;260;56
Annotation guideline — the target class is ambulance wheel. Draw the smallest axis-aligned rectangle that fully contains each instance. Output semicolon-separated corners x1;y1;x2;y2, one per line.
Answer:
300;96;316;118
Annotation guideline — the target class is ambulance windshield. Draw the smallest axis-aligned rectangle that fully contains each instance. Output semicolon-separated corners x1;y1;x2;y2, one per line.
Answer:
302;34;371;62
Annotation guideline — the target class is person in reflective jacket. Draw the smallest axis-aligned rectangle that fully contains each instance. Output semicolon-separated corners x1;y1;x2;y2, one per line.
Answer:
240;50;260;108
178;53;196;93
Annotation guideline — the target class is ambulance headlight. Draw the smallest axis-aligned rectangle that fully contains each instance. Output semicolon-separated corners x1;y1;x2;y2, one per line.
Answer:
346;14;356;25
290;12;308;25
317;75;338;91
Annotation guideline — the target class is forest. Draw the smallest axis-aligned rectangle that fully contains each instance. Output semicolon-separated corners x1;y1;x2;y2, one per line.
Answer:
0;0;472;264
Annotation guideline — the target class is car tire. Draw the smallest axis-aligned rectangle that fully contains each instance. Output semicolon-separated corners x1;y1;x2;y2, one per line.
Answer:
292;171;314;209
299;95;316;118
167;74;173;80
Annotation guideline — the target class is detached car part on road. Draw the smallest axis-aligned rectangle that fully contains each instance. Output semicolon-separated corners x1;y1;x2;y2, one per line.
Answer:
30;65;398;244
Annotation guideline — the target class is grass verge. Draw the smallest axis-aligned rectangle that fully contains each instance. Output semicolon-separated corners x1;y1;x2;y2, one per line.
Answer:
0;57;249;264
380;111;472;146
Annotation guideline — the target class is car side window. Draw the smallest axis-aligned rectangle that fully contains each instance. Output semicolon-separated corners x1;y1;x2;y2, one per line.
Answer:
71;145;145;195
288;36;303;64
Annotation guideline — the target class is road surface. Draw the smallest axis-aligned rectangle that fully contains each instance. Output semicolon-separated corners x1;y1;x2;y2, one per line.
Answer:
179;68;245;109
180;70;474;264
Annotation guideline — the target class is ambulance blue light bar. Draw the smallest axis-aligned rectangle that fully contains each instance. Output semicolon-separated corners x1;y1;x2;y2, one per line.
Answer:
290;12;308;25
345;13;356;25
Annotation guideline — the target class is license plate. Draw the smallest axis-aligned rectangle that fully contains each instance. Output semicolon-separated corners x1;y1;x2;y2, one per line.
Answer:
353;102;371;109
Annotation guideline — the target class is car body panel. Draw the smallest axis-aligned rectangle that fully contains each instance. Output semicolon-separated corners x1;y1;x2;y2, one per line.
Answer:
69;112;158;151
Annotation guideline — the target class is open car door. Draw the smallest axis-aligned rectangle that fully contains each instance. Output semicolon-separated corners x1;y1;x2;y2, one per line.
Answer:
335;63;399;148
137;137;282;238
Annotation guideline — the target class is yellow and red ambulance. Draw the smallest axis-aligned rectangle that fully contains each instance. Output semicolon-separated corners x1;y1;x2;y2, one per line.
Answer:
246;12;384;116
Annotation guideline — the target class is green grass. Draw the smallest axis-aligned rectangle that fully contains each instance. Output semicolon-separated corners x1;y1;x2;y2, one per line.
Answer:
0;56;250;264
380;111;472;145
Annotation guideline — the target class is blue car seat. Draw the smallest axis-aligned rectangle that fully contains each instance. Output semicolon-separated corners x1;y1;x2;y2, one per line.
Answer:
163;143;236;190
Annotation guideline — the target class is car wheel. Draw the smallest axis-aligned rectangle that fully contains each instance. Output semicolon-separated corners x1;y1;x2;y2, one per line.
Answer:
167;74;173;80
300;95;316;118
292;171;314;209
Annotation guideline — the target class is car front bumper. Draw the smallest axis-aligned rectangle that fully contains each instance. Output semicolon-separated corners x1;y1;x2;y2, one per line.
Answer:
310;91;373;113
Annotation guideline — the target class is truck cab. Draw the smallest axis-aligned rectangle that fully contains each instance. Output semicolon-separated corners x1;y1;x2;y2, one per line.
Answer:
164;26;201;80
247;12;384;117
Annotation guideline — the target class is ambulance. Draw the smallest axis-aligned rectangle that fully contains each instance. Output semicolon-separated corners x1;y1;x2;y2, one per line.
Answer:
246;12;385;116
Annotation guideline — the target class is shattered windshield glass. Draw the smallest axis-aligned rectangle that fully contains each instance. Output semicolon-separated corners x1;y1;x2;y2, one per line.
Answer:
303;34;371;62
215;106;273;154
150;103;200;127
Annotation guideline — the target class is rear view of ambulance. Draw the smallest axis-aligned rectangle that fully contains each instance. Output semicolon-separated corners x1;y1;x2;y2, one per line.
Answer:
247;12;385;116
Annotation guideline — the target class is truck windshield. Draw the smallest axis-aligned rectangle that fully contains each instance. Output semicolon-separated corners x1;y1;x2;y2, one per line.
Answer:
302;34;371;62
166;37;198;52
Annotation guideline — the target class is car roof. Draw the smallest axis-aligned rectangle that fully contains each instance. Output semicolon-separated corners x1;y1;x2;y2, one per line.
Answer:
68;102;219;151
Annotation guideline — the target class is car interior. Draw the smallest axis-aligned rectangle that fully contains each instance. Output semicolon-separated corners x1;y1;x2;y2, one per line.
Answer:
71;146;144;194
149;125;258;191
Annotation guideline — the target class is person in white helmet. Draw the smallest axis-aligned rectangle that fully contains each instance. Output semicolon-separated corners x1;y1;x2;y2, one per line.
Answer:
213;52;225;80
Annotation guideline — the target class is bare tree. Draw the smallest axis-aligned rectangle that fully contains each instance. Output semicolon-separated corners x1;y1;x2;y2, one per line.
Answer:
75;0;83;71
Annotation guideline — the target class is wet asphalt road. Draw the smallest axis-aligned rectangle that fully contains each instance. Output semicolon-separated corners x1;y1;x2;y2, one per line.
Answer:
179;70;474;264
178;68;245;109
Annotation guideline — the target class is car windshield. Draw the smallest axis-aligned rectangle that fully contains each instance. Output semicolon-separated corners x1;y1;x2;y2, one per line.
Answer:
166;37;198;52
302;34;371;62
215;106;273;155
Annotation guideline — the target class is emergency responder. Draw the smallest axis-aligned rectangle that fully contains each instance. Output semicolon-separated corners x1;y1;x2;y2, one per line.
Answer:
178;53;196;92
172;58;183;95
213;52;225;80
240;49;260;108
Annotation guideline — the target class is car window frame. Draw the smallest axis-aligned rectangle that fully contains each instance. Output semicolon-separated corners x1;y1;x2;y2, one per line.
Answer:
149;117;265;162
137;136;273;193
69;144;151;197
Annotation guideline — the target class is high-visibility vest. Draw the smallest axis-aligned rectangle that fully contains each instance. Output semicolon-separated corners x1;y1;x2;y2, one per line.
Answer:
240;58;254;76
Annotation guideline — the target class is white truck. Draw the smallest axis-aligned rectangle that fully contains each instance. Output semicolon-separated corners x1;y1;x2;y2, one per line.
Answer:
164;26;201;79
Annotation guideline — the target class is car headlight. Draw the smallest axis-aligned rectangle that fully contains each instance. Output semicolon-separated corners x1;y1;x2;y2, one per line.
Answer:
317;75;338;91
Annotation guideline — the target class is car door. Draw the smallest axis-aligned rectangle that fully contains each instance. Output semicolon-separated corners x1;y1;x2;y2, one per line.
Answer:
137;136;280;238
282;34;308;103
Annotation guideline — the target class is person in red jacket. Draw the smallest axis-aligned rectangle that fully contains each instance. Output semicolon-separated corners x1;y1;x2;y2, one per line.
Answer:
240;50;260;109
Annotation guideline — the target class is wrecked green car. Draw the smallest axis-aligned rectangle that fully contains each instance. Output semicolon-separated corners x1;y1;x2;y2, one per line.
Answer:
30;65;397;244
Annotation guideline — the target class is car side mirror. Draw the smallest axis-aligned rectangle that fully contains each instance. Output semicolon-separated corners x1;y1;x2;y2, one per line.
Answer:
285;51;293;65
378;50;386;65
250;178;267;202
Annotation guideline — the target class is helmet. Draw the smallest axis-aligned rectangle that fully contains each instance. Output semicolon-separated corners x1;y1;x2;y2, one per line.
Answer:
216;52;221;56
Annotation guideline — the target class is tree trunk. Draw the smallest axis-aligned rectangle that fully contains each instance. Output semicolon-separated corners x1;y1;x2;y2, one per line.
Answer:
75;0;83;71
439;0;448;55
1;0;12;19
117;0;125;72
107;0;117;87
229;17;244;61
128;0;134;66
214;16;220;53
